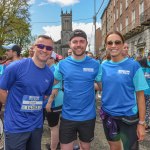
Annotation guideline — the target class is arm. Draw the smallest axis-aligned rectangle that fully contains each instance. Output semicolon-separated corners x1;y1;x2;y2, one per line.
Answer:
136;90;146;141
45;88;58;112
95;82;102;91
0;89;8;104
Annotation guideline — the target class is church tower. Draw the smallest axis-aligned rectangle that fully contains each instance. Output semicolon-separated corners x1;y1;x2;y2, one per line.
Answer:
61;10;72;56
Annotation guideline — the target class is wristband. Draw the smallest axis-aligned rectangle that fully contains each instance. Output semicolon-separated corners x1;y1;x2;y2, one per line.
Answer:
138;120;146;126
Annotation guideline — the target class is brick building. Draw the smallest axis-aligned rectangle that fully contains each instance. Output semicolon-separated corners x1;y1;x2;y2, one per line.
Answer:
100;0;150;57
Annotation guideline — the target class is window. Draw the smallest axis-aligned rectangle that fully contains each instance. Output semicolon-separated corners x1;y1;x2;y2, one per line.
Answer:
116;8;118;19
139;1;144;15
120;2;122;15
114;0;116;6
114;13;115;23
126;17;129;32
120;23;122;31
132;10;135;27
126;0;128;9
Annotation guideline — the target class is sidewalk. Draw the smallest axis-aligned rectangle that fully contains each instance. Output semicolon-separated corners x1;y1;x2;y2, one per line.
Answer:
42;109;150;150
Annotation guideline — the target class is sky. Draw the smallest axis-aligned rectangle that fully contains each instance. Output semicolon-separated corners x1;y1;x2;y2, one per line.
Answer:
28;0;109;52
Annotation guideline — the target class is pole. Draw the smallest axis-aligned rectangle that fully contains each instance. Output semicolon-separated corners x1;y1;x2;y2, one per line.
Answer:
94;0;96;55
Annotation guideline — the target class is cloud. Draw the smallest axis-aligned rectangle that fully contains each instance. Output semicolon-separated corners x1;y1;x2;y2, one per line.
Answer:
38;2;49;6
43;22;101;53
47;0;80;6
27;0;36;5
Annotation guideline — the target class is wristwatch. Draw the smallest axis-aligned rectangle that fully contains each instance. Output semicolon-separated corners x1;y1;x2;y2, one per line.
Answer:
138;121;146;126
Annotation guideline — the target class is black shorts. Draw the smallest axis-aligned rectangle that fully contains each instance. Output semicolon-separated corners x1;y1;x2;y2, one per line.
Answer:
59;117;96;144
46;111;61;127
102;117;139;150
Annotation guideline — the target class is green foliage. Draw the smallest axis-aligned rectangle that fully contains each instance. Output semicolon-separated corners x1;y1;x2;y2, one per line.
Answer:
0;0;31;56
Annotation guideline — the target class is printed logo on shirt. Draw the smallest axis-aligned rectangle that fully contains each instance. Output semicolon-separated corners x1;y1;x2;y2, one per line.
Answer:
45;79;49;83
83;68;94;72
118;70;130;75
145;73;150;79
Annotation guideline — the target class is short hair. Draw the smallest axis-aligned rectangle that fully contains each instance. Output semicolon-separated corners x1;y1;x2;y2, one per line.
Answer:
37;35;53;41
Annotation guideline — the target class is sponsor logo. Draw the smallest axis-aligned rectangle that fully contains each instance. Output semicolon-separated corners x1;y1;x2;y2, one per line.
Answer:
118;70;130;75
83;68;94;72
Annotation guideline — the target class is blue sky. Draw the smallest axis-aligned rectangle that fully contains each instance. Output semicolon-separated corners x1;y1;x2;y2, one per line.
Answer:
28;0;109;51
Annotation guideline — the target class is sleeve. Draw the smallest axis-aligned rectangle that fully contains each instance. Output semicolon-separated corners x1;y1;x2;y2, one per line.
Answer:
45;73;54;96
95;65;102;82
54;63;63;81
0;63;18;90
133;67;149;91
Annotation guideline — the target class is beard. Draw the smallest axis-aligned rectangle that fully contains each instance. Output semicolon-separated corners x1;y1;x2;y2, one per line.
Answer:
72;47;85;56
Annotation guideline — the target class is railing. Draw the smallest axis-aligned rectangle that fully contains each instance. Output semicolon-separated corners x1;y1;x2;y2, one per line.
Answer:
121;19;142;39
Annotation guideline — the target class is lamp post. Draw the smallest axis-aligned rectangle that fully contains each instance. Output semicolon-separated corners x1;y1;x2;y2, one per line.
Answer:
93;0;96;55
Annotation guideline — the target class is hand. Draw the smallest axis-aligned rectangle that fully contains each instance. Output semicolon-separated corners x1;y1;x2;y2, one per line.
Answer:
45;102;52;112
137;124;145;141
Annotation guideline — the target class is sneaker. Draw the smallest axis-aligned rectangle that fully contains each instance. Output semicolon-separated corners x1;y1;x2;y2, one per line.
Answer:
73;145;80;150
145;126;150;133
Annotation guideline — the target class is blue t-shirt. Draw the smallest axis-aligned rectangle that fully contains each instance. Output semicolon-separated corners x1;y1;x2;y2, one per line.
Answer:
43;64;63;109
142;67;150;95
100;58;149;116
0;58;54;133
54;56;101;121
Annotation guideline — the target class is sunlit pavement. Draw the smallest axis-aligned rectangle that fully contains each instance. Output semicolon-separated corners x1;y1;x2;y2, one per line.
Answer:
41;96;150;150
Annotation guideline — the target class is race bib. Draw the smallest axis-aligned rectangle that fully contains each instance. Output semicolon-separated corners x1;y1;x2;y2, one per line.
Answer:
21;95;43;112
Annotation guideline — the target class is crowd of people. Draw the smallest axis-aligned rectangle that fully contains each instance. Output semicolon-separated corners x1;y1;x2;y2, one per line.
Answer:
0;29;149;150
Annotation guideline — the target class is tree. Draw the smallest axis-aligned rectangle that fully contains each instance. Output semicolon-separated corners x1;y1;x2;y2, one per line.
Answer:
0;0;31;48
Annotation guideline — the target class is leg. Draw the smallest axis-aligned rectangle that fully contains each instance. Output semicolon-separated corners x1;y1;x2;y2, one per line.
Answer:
59;118;78;150
108;141;122;150
79;141;90;150
46;111;60;150
50;125;59;150
120;121;139;150
61;141;74;150
78;118;96;150
5;132;30;150
26;128;43;150
102;118;121;150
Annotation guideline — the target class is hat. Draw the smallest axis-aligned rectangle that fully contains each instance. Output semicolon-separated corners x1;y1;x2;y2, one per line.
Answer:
69;29;87;41
51;51;57;60
2;43;21;54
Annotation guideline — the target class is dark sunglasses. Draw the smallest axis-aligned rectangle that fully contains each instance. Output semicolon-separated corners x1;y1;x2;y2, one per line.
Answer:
35;44;53;51
107;40;122;46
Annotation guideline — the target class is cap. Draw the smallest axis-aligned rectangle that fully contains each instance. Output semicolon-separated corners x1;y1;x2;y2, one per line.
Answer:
51;51;57;60
2;43;21;54
69;29;87;41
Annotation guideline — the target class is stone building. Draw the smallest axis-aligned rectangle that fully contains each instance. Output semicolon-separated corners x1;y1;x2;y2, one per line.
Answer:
54;10;72;57
100;0;150;56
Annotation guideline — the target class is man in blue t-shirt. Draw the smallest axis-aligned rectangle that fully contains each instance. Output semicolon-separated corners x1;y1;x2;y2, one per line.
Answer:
54;29;101;150
0;35;54;150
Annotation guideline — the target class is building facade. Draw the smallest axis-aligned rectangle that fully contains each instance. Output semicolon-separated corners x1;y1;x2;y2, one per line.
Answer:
54;10;72;57
100;0;150;56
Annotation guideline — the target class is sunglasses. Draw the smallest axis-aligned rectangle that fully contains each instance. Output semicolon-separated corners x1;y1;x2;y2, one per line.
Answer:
107;40;122;46
35;44;53;51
